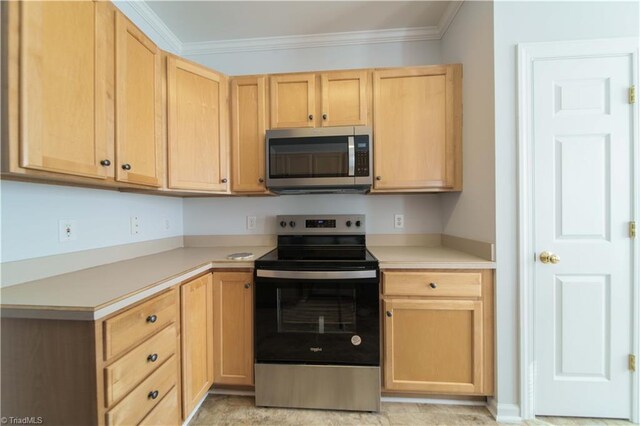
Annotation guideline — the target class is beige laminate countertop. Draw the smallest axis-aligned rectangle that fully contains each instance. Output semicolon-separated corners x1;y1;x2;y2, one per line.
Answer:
1;244;494;321
0;246;274;321
368;245;496;270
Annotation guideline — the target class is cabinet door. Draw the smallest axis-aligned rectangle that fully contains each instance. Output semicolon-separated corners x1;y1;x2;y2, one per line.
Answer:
19;1;112;179
115;13;162;187
180;274;214;417
373;66;462;190
167;57;228;191
384;298;483;394
270;74;315;128
231;76;268;193
212;271;254;386
320;71;368;127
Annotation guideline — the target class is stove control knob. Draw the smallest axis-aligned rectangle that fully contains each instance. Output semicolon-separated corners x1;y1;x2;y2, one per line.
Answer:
355;220;361;227
280;221;287;228
346;220;352;227
289;221;296;228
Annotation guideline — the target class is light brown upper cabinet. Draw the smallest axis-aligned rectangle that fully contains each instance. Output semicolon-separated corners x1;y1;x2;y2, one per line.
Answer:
270;74;316;128
320;71;368;127
212;271;254;386
167;57;229;192
18;1;113;179
231;76;269;193
115;13;163;187
373;65;462;191
180;273;214;418
270;71;368;129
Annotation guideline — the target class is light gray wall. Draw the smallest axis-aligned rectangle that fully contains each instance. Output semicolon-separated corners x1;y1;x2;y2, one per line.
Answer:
440;1;495;244
0;181;183;263
183;194;442;235
183;40;442;75
492;0;639;417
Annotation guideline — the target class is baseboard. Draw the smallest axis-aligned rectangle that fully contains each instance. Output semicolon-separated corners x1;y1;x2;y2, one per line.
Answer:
486;399;522;423
183;393;208;426
381;396;486;406
209;388;256;396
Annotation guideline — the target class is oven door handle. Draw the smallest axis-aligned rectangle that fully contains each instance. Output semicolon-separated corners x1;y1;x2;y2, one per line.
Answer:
256;269;377;280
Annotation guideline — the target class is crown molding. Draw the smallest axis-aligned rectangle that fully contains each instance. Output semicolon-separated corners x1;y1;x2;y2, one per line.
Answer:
437;1;464;38
115;0;183;53
181;26;443;56
121;0;464;57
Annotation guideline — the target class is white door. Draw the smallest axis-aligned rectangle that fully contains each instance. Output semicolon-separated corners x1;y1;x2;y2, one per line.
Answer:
533;54;634;418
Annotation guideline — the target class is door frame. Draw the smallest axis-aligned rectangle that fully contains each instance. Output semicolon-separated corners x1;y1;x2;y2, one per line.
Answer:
517;37;639;422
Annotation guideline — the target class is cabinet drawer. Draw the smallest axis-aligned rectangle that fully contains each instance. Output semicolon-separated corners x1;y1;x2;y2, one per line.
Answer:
383;271;481;297
105;324;177;406
104;289;177;360
139;385;180;426
106;355;177;426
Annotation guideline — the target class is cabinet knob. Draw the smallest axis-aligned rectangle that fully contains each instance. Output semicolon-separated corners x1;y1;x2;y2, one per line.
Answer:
147;353;158;362
221;178;228;183
258;178;264;183
148;390;159;400
386;311;392;317
146;314;157;323
322;114;327;120
100;159;111;167
244;283;251;289
121;163;131;171
375;176;381;181
429;282;437;289
308;114;313;120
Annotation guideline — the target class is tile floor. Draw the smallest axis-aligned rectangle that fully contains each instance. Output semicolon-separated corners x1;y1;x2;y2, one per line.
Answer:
188;395;634;426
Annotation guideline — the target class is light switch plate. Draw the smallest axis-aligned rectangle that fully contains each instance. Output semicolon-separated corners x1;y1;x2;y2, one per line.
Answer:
247;216;257;230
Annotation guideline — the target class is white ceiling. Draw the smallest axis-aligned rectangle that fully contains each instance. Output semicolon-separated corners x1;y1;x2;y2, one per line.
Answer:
145;1;456;43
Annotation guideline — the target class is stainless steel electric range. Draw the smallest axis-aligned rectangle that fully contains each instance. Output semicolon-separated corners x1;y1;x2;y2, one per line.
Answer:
254;214;381;412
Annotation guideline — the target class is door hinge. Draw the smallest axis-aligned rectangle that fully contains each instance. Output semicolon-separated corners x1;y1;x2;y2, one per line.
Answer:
630;354;636;372
630;85;636;104
630;221;636;238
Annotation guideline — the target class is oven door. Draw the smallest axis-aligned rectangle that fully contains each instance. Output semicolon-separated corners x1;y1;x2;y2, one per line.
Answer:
254;269;380;366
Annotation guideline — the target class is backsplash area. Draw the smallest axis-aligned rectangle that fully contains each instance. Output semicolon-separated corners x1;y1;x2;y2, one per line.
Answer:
1;181;184;263
183;194;442;236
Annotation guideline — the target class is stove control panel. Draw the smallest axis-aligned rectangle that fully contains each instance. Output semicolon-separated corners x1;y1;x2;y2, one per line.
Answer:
276;215;365;235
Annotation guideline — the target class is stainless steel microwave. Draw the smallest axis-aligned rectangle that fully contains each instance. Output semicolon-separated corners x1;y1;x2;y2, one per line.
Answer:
265;126;372;194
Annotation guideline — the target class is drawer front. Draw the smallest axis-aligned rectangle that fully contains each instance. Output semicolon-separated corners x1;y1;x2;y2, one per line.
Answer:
139;385;180;426
383;271;482;297
106;355;177;426
104;289;177;360
105;324;177;406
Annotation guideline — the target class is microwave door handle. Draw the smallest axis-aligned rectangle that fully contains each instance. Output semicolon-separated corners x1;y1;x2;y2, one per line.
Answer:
348;136;355;176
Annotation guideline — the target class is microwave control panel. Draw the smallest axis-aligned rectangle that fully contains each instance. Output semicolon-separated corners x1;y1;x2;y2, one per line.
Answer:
354;136;370;177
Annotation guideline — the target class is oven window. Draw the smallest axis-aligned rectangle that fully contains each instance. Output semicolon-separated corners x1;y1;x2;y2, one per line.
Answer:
277;286;356;334
269;136;349;178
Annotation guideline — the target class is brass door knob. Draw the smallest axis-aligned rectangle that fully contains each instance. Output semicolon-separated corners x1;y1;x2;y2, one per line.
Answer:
539;251;560;264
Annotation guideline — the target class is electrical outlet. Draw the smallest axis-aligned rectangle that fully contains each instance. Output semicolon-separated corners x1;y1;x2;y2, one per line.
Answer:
247;216;257;230
58;219;77;242
164;219;171;230
130;216;140;235
394;214;405;229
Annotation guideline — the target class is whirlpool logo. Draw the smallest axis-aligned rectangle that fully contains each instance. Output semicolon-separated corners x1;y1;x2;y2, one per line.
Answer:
310;347;323;352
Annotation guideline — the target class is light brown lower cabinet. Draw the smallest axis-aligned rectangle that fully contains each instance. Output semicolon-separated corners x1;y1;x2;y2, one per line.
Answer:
213;271;254;386
180;273;214;417
382;270;494;396
0;288;182;425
